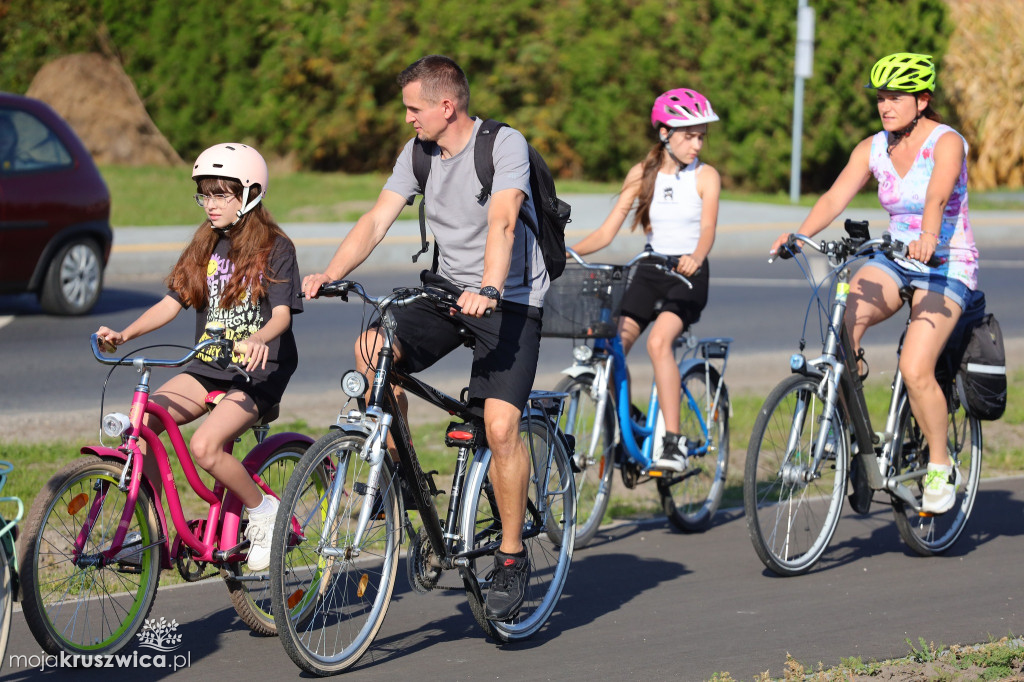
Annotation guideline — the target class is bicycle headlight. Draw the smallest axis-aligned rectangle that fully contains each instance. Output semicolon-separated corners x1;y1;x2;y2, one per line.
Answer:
341;370;369;398
102;412;132;438
572;345;593;363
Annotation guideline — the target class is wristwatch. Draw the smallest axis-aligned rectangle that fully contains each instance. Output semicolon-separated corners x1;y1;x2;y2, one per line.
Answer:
479;286;501;302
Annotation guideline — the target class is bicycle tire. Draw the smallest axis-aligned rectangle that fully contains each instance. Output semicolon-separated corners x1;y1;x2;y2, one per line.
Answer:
743;375;848;576
270;430;400;675
658;365;730;532
464;415;575;642
0;546;11;671
555;373;615;548
226;440;310;636
892;389;982;555
21;456;161;655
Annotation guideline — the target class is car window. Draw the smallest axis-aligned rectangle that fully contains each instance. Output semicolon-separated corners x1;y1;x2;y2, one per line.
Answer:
0;108;73;174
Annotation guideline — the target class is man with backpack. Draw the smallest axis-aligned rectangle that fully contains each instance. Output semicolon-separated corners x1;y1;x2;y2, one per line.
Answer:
302;55;549;620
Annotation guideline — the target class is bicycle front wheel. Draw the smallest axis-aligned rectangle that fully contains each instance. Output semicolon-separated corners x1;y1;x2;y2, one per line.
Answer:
556;373;614;548
743;375;848;576
20;456;161;655
892;392;982;555
658;365;730;532
270;430;400;676
226;439;310;635
464;416;575;642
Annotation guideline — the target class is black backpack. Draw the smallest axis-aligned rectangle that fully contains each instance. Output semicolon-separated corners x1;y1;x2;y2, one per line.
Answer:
410;119;570;282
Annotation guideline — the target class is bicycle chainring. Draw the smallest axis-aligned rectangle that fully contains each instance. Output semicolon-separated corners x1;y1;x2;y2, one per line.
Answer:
620;459;643;489
407;526;442;593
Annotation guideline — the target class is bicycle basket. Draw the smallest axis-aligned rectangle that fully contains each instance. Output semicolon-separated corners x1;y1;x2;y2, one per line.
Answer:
542;263;630;338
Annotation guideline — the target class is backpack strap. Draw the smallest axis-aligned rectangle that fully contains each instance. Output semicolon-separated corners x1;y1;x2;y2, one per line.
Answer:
411;138;434;263
474;119;507;201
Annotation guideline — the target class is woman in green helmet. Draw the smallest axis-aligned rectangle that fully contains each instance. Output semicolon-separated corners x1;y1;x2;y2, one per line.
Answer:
769;52;979;514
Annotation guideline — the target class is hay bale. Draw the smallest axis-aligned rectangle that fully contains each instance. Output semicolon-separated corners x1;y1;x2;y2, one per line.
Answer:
944;0;1024;190
25;53;183;167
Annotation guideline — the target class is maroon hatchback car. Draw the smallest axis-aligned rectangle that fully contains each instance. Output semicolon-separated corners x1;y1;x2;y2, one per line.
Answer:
0;92;112;315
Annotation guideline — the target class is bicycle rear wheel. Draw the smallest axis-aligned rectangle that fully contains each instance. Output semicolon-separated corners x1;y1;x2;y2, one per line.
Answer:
658;365;730;532
743;375;848;576
555;373;614;548
892;391;982;555
226;440;310;635
464;416;575;642
0;546;12;669
270;430;399;675
20;457;160;655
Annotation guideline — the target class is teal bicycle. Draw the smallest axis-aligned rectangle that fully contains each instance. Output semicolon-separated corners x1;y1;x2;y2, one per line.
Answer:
0;460;24;672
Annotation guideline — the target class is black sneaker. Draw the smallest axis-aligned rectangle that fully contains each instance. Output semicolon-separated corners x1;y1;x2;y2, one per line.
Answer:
652;432;688;472
485;548;530;620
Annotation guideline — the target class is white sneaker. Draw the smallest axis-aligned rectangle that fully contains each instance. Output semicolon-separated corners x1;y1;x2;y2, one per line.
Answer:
921;463;962;514
244;496;279;572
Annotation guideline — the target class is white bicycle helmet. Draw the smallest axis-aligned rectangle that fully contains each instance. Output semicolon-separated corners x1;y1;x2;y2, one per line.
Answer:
192;143;268;224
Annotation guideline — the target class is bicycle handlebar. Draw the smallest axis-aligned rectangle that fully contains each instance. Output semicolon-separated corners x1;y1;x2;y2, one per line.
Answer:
565;246;693;289
316;273;495;317
90;333;251;381
771;230;944;269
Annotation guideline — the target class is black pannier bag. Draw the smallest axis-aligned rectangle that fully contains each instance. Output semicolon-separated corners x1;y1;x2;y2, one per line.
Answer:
936;289;1007;420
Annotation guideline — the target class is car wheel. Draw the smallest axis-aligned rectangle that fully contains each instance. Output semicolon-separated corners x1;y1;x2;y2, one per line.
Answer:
39;238;104;315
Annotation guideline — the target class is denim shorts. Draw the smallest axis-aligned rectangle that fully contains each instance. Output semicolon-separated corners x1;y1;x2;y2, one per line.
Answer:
862;256;971;311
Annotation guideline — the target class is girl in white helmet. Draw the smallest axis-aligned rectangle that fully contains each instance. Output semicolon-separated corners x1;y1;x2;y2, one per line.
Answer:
569;88;722;471
95;143;302;570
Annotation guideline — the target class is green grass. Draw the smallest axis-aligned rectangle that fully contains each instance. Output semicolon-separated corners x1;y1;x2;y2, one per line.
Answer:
101;164;1024;227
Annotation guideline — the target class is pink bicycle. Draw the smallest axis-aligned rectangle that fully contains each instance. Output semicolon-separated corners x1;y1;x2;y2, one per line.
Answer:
19;325;317;655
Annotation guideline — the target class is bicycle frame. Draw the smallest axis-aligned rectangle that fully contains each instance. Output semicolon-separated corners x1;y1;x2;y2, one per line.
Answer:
84;341;313;570
786;240;933;509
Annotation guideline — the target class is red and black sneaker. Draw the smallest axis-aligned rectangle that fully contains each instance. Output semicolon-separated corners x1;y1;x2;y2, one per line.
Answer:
485;547;531;620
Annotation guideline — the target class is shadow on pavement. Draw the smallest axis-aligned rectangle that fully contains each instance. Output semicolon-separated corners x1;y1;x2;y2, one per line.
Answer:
0;287;162;317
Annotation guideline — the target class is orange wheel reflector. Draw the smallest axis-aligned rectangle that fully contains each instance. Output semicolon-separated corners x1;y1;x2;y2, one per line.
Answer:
287;589;305;609
67;493;89;515
648;470;664;477
599;460;605;478
449;430;473;441
918;511;935;518
357;574;369;598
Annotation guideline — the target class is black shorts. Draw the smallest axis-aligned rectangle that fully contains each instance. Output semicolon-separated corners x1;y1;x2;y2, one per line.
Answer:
386;299;543;415
184;371;279;419
619;260;710;332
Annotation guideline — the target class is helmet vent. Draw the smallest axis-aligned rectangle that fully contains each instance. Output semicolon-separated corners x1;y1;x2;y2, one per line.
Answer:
212;163;223;168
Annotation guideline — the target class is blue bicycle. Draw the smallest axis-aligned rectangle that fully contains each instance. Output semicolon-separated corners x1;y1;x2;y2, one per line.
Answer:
547;249;732;547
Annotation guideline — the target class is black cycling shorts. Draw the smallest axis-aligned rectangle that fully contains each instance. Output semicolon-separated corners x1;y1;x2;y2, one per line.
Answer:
183;371;279;419
619;260;710;332
385;298;542;415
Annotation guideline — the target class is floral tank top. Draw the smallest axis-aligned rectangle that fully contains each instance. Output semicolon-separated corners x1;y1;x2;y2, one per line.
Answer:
869;123;978;289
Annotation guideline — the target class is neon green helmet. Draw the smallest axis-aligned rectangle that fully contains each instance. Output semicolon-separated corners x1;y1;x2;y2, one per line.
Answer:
867;52;935;93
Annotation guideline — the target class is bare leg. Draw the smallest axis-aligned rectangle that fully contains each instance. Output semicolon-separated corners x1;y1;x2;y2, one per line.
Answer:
900;290;962;466
144;374;213;501
354;328;407;456
189;390;264;508
483;398;530;554
646;311;685;434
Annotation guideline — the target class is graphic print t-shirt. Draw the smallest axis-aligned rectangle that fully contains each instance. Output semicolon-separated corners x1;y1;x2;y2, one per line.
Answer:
170;235;302;394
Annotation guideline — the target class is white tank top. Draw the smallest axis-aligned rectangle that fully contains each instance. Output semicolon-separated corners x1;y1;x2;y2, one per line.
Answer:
646;161;703;256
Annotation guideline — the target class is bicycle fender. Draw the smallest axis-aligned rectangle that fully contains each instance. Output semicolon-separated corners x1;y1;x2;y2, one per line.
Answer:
328;422;373;437
80;446;173;569
560;364;593;379
240;432;316;474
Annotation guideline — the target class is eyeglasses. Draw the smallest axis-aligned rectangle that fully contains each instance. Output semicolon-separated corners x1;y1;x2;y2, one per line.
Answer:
193;193;236;208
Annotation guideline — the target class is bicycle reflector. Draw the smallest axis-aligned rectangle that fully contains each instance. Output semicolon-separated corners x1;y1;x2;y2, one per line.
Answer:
341;370;369;398
102;412;132;437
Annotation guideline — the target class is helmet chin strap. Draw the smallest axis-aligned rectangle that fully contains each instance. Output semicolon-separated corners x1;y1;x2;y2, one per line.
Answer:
886;108;924;156
660;130;687;174
230;186;252;226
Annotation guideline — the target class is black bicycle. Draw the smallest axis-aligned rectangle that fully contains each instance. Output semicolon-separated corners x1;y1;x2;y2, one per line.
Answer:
269;274;576;675
743;221;982;576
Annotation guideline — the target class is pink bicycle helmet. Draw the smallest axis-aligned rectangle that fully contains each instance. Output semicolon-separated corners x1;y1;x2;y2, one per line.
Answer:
192;143;268;222
651;88;719;129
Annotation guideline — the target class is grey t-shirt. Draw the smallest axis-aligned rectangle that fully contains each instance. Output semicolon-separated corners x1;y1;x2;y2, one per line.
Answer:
383;118;549;307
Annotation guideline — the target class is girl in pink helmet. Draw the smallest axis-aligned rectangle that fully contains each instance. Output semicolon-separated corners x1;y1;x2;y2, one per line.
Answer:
569;88;722;471
95;143;303;570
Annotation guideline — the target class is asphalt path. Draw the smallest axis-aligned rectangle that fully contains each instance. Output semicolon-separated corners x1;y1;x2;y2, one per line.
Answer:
4;476;1023;680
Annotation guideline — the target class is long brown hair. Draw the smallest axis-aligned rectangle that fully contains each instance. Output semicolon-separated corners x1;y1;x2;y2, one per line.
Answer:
630;141;667;234
167;177;290;309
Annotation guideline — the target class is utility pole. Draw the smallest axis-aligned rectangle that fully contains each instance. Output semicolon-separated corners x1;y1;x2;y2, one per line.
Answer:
790;1;815;203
